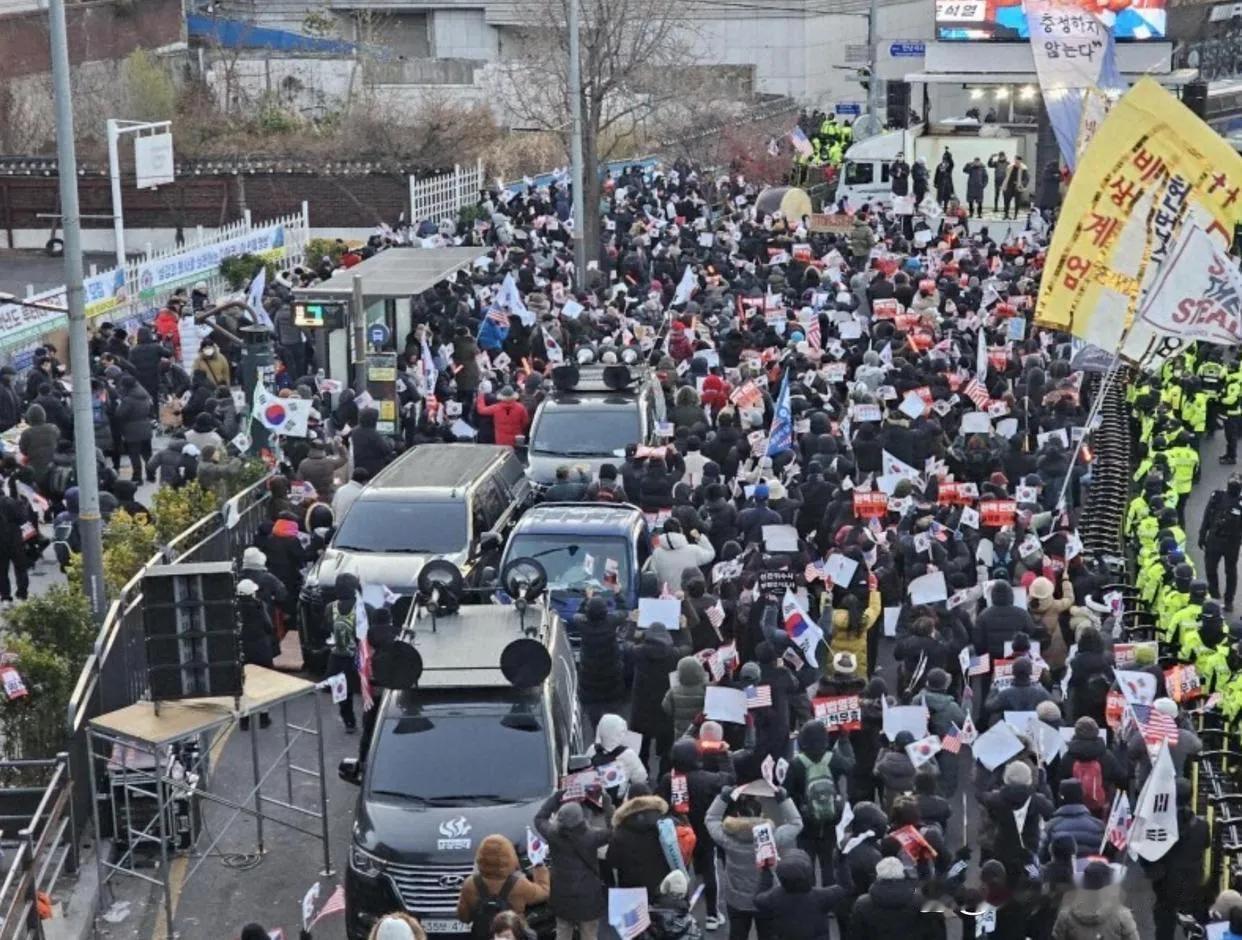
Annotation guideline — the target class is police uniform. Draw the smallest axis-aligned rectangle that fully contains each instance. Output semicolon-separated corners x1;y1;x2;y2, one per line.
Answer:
1200;480;1242;611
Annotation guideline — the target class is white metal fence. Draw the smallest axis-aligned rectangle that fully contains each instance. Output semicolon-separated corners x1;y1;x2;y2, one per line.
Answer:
0;204;311;370
408;159;485;227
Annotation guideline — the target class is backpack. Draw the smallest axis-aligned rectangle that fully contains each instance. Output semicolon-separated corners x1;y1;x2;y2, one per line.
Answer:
795;752;838;826
1071;759;1108;816
469;872;517;940
45;463;74;500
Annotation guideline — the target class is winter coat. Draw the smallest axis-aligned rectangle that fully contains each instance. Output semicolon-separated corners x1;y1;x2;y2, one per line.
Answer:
1051;890;1140;940
18;406;60;473
705;794;803;912
239;595;276;668
297;448;348;502
113;387;154;444
985;677;1052;724
454;835;550;923
912;164;929;201
974;584;1039;658
873;748;917;809
661;657;708;737
1037;164;1063;212
890;161;910;197
606;795;674;899
130;336;171;395
587;714;649;794
452;335;482;390
934;163;955;201
1039;803;1105;860
966;162;989;202
1148;810;1210;897
1057;734;1127;797
0;380;21;432
848;221;876;259
922;690;966;794
645;531;715;592
350;414;395;478
982;783;1054;867
575;608;627;705
475;395;530;447
628;624;687;736
260;520;309;595
755;851;845;940
849;878;927;940
1029;579;1074;669
192;350;231;388
533;794;612;922
656;742;732;836
146;442;197;488
1124;724;1201;790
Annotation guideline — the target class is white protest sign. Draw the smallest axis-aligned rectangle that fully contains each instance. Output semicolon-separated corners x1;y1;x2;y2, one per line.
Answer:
638;598;681;630
704;686;748;724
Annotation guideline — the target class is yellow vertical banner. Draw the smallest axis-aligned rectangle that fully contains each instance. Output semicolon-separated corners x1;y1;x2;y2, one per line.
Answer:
1035;77;1242;364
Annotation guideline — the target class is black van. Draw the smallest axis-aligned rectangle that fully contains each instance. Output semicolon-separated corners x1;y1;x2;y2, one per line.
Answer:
340;593;582;940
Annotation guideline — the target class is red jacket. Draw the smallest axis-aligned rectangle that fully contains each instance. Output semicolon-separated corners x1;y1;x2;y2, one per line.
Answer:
475;394;530;446
700;374;732;414
153;309;181;358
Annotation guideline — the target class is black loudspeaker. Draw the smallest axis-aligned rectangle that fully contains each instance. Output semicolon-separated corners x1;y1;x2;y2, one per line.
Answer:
142;562;244;702
887;81;911;129
1182;81;1208;120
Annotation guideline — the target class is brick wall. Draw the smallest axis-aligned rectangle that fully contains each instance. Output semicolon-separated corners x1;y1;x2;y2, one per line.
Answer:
0;170;413;239
0;0;185;82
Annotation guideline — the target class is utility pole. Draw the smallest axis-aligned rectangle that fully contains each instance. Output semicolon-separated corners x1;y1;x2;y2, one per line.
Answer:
48;0;107;621
867;0;881;128
567;0;587;283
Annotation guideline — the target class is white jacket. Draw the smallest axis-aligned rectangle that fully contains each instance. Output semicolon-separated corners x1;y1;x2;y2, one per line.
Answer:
644;531;716;591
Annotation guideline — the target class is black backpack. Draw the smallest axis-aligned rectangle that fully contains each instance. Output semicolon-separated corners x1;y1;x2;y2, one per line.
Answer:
470;872;517;940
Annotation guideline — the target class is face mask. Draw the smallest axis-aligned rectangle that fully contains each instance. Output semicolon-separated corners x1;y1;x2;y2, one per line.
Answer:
203;348;216;358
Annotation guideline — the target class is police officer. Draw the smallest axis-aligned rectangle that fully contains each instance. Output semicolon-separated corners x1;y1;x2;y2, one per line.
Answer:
1221;367;1242;464
1200;475;1242;612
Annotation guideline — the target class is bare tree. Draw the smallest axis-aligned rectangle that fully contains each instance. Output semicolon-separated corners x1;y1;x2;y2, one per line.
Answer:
498;0;694;262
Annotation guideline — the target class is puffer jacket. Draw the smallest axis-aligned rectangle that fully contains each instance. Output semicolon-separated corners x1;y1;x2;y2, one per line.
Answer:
705;794;802;913
629;624;688;736
605;795;673;899
587;714;649;794
1039;803;1105;860
645;531;715;593
575;607;627;705
849;877;926;940
18;405;60;473
662;656;708;737
454;835;550;923
1051;889;1140;940
475;394;529;446
656;740;732;836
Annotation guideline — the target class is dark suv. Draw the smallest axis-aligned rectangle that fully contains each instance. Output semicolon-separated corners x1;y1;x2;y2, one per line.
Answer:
341;601;582;940
299;444;532;668
522;366;665;487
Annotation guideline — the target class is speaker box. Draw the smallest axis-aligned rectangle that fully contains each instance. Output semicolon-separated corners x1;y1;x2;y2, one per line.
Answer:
142;562;243;702
1182;81;1208;120
887;81;911;129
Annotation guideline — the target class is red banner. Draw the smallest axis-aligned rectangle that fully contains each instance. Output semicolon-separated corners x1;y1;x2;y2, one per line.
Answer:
853;491;889;518
980;499;1017;527
812;695;863;731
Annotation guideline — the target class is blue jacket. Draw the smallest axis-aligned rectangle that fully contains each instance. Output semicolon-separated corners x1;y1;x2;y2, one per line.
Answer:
1039;803;1105;860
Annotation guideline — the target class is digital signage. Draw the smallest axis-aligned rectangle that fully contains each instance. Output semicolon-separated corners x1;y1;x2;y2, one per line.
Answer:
935;0;1166;41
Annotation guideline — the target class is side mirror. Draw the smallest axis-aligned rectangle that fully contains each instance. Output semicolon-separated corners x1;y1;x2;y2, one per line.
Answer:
339;757;363;785
479;531;502;553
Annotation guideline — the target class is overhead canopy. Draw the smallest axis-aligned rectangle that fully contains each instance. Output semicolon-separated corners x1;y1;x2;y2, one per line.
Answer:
903;68;1198;87
294;247;483;303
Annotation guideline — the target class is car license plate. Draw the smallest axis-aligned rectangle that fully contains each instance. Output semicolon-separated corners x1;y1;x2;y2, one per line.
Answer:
421;920;470;934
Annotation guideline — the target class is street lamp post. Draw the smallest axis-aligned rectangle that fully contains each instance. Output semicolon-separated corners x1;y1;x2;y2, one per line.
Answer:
106;118;172;269
48;0;108;622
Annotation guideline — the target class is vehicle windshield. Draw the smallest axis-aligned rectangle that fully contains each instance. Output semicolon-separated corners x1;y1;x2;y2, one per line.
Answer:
334;500;467;554
367;707;551;803
531;407;641;458
504;535;632;593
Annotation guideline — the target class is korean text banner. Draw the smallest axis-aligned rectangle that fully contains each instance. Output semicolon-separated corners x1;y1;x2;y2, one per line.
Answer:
936;0;1164;41
1034;77;1242;363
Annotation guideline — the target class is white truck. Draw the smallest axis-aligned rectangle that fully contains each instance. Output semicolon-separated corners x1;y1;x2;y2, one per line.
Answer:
834;122;1036;212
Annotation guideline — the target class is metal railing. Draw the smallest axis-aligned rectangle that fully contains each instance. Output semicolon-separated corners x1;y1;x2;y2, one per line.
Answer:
63;477;272;835
0;755;76;940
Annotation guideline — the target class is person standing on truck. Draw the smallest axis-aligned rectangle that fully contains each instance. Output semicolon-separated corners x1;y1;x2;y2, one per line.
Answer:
966;156;989;218
988;151;1009;214
912;156;929;206
934;150;956;212
1002;155;1029;220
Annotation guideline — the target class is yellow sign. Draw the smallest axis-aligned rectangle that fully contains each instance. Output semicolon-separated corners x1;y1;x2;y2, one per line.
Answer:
1035;77;1242;360
379;400;395;421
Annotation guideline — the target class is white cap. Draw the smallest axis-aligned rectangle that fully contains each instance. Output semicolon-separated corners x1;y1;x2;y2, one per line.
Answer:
243;546;266;568
236;579;259;597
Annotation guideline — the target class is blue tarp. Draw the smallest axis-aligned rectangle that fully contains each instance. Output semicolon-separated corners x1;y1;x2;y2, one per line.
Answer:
187;13;358;54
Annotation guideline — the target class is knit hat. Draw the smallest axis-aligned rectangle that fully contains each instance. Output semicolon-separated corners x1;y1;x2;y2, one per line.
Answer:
925;668;950;692
1029;576;1055;601
1154;697;1179;718
875;857;906;881
1035;701;1062;724
555;801;586;830
1074;716;1100;740
243;546;266;568
739;662;762;683
1002;761;1033;787
699;720;724;743
660;869;689;898
1081;860;1113;891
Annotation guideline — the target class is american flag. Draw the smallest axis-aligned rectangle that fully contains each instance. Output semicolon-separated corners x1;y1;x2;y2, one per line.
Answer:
308;885;346;929
801;315;822;350
790;125;813;157
486;307;510;327
706;601;725;630
940;723;962;754
746;684;773;709
963;378;990;410
1133;704;1179;752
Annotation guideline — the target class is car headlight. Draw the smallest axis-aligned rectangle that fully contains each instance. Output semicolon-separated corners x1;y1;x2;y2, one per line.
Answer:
350;843;387;878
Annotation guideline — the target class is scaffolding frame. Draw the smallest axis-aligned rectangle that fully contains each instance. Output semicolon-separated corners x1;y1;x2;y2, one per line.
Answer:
84;666;333;938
